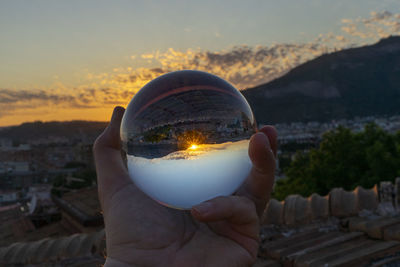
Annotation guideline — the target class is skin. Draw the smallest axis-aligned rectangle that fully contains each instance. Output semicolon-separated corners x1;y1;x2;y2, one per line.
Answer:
93;106;277;267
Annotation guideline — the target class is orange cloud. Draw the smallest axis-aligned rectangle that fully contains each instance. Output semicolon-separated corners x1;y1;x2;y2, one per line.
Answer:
1;11;399;126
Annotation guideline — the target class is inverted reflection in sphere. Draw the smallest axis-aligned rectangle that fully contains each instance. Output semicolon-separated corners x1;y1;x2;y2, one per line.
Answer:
120;70;257;209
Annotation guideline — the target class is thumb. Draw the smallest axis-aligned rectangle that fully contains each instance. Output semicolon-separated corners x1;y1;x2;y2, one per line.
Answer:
94;106;125;150
93;106;132;208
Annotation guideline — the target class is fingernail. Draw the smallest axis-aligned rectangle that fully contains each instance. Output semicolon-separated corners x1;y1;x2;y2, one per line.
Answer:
193;202;213;215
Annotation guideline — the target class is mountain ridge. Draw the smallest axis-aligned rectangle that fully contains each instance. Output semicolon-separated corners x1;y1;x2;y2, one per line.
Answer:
242;36;400;124
1;37;400;140
0;120;108;143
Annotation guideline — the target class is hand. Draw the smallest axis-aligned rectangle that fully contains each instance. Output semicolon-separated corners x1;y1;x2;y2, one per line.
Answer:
94;106;277;267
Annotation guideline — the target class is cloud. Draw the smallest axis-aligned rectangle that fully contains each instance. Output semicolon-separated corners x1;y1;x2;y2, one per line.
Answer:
0;89;76;105
2;10;399;122
94;43;333;92
340;11;400;40
141;54;155;59
0;86;130;118
93;11;399;94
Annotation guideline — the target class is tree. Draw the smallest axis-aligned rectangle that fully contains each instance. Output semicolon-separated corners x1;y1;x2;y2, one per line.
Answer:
272;123;400;200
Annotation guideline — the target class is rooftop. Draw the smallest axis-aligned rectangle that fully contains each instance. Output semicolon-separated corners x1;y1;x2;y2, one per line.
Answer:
52;186;103;228
1;181;400;266
0;229;105;266
0;204;35;247
255;220;400;267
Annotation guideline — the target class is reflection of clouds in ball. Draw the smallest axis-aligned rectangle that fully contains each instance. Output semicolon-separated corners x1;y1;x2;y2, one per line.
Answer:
127;140;251;209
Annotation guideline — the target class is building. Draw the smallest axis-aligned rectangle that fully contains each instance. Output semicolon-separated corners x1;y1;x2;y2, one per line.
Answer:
52;186;103;233
0;190;18;205
0;161;30;173
0;138;12;151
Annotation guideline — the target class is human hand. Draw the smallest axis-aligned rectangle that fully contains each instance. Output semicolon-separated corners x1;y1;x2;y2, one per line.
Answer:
93;106;277;267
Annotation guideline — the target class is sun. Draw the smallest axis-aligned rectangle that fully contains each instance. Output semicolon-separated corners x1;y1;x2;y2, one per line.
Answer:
188;144;198;150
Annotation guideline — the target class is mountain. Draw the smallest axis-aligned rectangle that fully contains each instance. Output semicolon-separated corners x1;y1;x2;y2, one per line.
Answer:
0;121;108;143
2;37;400;141
242;36;400;124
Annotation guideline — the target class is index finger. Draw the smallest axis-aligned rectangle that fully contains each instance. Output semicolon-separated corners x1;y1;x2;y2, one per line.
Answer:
93;106;132;208
236;126;277;217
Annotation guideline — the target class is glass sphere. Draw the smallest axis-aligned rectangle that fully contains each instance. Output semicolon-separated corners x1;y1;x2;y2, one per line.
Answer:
121;70;257;209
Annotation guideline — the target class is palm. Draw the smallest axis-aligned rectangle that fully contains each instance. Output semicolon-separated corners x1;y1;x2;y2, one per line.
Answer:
104;182;257;267
94;107;277;267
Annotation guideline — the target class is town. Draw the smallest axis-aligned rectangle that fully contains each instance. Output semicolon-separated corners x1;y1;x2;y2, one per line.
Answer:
1;114;400;265
1;114;400;208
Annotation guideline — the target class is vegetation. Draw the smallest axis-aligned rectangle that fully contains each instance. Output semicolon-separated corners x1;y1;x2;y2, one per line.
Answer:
143;125;171;143
273;123;400;200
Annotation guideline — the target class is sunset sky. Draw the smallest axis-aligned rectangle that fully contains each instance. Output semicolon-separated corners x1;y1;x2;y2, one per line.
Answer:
1;0;400;126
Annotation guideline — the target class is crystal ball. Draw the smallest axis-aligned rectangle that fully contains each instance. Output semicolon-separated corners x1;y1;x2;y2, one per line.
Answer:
120;70;257;209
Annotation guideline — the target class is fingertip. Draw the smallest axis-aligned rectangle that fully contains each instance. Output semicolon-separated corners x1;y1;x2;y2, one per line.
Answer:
258;126;277;157
191;201;214;220
114;106;126;114
110;106;125;127
258;125;277;139
249;131;270;148
248;132;271;169
94;106;125;151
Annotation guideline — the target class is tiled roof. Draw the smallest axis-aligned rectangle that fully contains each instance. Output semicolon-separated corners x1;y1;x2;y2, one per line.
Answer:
256;182;400;266
0;229;105;266
2;220;400;266
0;204;24;225
60;187;101;218
1;187;103;250
263;186;379;225
256;223;400;266
1;183;400;266
53;186;103;227
22;221;78;242
0;219;36;248
0;204;35;247
0;216;78;248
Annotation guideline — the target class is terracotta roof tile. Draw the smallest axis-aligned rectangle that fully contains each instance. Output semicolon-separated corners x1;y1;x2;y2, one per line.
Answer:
264;185;381;226
384;223;400;241
258;224;400;266
370;254;400;266
294;238;373;267
0;229;105;265
322;241;400;266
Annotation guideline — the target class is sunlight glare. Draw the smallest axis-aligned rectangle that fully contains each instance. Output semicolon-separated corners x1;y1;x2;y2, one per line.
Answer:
188;144;198;150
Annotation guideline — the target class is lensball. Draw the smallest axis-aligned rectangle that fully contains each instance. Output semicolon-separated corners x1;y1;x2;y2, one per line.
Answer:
120;70;257;209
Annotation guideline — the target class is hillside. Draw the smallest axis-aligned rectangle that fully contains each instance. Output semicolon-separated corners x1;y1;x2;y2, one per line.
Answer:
242;36;400;124
1;37;400;141
0;121;108;143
